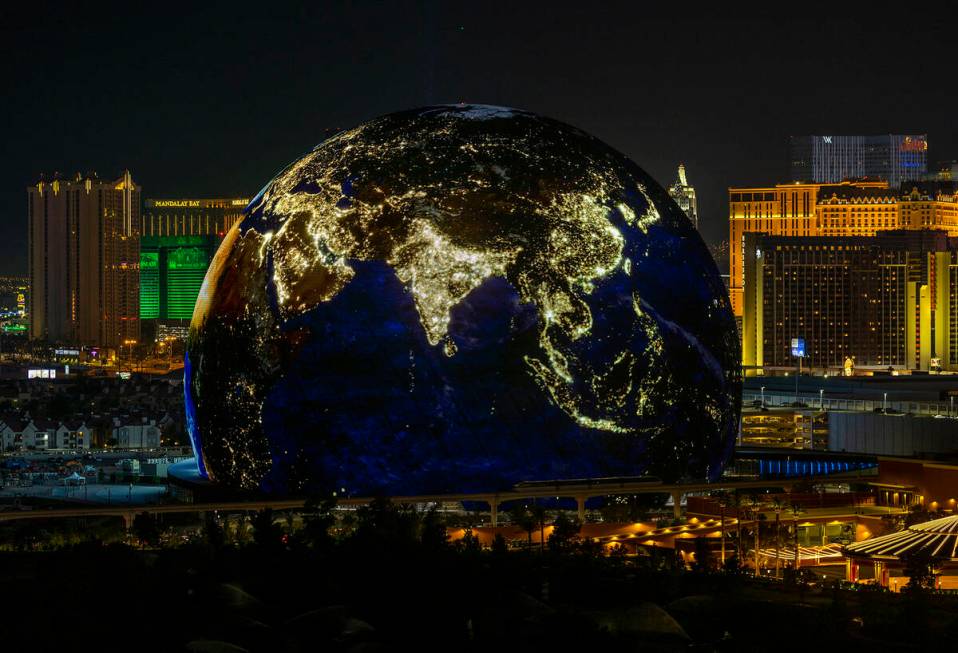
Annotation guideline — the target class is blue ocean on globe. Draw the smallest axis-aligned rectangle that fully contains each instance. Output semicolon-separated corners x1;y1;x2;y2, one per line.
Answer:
184;104;741;496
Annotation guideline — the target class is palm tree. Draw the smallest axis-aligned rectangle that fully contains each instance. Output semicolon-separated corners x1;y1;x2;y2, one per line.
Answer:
755;512;768;576
789;501;805;571
530;502;547;552
510;503;535;550
747;494;763;576
731;489;746;560
771;496;785;579
714;491;730;565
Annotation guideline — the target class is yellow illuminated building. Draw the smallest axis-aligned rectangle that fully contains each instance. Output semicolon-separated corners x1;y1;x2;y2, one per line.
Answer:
729;180;886;316
728;180;958;316
740;230;958;374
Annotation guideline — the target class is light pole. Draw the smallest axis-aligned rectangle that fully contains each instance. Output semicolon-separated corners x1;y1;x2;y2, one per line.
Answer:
819;389;824;410
761;386;766;408
794;359;800;405
122;339;138;374
883;392;888;414
951;396;954;418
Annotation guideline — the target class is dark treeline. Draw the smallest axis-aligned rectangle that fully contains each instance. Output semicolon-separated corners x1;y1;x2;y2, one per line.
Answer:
1;498;958;652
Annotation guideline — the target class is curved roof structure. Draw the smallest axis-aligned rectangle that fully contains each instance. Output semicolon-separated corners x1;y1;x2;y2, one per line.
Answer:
845;514;958;561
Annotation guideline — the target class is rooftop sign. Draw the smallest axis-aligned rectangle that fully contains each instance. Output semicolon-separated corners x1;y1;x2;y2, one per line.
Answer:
146;198;250;209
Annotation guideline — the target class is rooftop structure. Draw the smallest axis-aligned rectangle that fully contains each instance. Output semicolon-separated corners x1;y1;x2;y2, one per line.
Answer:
667;164;698;228
845;513;958;561
727;179;958;316
789;134;928;188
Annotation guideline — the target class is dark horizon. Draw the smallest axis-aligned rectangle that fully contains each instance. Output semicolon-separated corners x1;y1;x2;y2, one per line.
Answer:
2;2;954;275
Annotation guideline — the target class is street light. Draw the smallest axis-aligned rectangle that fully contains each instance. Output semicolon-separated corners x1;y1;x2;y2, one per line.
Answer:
761;386;766;408
819;389;824;410
883;392;888;414
122;339;138;374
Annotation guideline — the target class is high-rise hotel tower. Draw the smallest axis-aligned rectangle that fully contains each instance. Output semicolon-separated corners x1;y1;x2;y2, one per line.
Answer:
668;164;698;229
789;134;928;188
140;197;247;341
27;171;141;349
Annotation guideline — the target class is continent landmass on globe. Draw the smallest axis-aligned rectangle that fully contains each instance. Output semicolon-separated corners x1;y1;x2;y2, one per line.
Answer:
185;104;741;496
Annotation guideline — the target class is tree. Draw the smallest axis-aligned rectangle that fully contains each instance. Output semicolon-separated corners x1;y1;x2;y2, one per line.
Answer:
297;497;337;551
904;504;934;527
691;535;713;573
251;507;284;551
902;548;942;593
788;502;805;571
47;393;75;420
338;510;357;537
420;506;449;551
746;493;763;575
202;511;225;550
509;503;536;551
714;491;730;565
723;552;744;575
598;493;667;522
771;496;785;579
456;528;482;554
491;532;508;556
530;503;547;553
232;514;251;545
161;420;187;448
547;511;581;553
132;511;161;547
351;497;419;550
732;490;746;560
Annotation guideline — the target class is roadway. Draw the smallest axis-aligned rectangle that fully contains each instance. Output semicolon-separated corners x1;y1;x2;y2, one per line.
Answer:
0;467;878;527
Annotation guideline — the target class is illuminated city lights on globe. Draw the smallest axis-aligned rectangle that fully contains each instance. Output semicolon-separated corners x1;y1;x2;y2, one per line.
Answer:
185;105;741;496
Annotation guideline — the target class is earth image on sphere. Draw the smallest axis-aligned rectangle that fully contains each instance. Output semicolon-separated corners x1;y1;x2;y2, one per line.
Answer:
184;104;741;496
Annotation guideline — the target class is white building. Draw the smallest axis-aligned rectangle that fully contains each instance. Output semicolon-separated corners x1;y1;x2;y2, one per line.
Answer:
54;421;92;450
0;418;34;451
0;418;55;450
113;417;161;449
26;421;56;449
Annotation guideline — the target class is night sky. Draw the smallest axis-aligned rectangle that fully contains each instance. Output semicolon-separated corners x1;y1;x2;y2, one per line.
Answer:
2;2;955;275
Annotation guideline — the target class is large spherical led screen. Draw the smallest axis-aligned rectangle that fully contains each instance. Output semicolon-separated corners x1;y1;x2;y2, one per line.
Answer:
184;105;741;496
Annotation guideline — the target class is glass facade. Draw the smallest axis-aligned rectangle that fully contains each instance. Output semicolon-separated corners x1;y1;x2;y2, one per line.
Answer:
139;236;219;322
139;198;247;331
789;134;928;188
140;251;160;319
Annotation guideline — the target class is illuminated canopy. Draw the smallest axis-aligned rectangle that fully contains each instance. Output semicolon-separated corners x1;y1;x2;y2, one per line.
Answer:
844;514;958;561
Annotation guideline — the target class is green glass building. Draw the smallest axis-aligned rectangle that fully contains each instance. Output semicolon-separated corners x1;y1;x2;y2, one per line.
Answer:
140;198;247;338
140;235;219;320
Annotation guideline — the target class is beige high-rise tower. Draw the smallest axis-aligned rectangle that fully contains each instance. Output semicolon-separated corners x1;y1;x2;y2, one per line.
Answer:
668;164;698;229
27;171;140;350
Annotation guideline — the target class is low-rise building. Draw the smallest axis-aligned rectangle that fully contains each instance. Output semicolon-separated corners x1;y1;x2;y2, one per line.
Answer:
0;416;92;451
54;420;92;449
28;419;59;450
0;417;34;451
113;416;161;449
